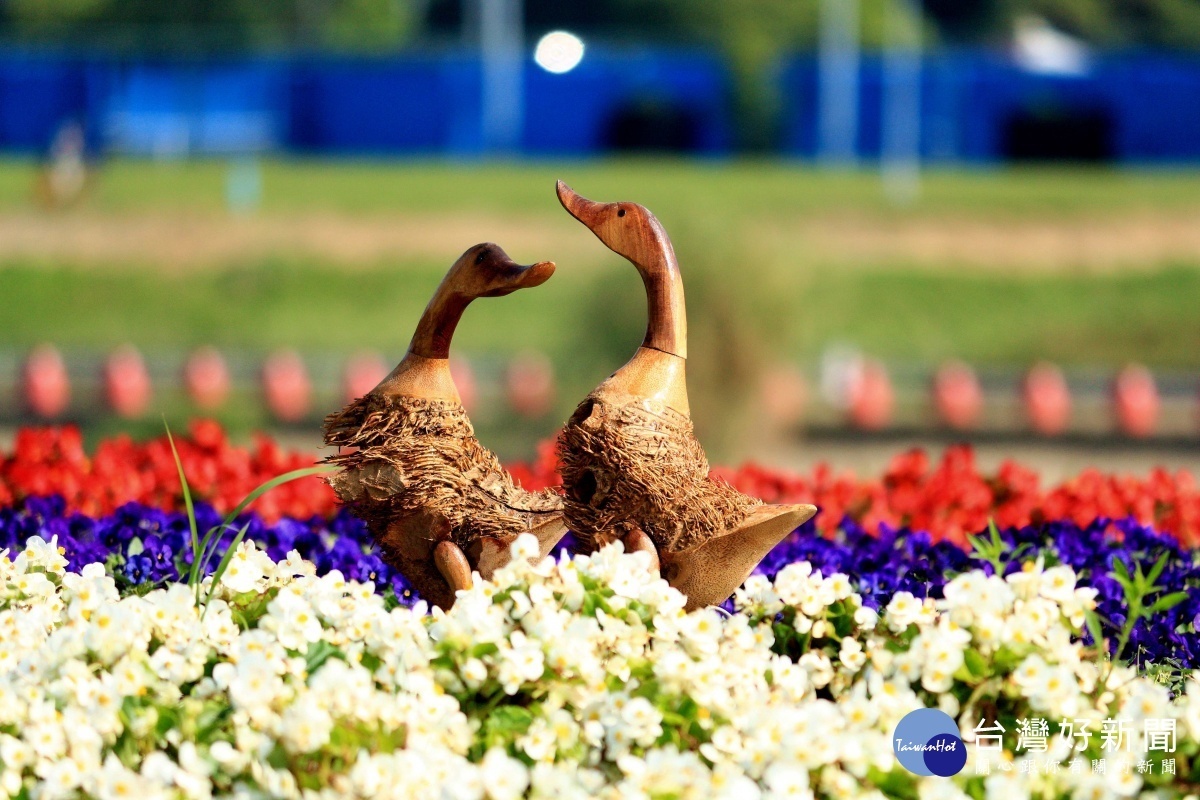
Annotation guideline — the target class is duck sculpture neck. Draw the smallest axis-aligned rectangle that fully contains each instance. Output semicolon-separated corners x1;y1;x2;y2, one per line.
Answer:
556;181;690;415
633;229;687;360
372;243;555;405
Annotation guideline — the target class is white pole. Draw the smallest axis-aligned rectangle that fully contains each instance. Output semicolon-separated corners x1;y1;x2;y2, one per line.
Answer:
479;0;524;155
818;0;860;165
881;0;922;204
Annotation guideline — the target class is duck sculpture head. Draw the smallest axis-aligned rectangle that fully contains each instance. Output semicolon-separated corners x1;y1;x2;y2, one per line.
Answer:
555;181;816;611
407;243;556;362
323;242;565;610
557;180;686;360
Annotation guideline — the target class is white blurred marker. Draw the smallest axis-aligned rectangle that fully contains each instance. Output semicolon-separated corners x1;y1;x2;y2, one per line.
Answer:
534;31;585;74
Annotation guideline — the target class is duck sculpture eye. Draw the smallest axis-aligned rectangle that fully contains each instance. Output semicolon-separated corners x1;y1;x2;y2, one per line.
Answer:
617;208;626;217
475;251;487;265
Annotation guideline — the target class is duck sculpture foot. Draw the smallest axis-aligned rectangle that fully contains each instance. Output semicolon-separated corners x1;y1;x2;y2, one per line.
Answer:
609;504;816;611
621;527;660;573
659;504;815;611
323;244;566;610
555;181;816;610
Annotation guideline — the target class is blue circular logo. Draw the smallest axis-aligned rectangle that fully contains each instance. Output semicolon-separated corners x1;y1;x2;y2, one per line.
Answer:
892;709;966;777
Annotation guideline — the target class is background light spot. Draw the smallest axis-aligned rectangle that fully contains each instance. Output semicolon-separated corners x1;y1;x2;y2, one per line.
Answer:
534;31;585;74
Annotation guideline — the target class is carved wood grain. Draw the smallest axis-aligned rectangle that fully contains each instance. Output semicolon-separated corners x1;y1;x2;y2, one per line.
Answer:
557;181;687;361
372;243;555;403
556;179;822;611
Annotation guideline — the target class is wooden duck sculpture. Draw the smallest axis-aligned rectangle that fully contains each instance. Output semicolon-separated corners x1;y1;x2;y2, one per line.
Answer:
322;243;567;610
555;182;817;611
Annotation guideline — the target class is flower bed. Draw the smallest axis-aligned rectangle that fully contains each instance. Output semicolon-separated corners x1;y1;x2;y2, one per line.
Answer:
4;423;1199;545
3;423;1200;797
4;494;1198;671
1;533;1197;798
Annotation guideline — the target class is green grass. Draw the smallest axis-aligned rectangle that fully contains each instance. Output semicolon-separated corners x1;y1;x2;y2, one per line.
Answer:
3;158;1200;217
6;258;1199;369
3;157;1200;452
794;265;1200;368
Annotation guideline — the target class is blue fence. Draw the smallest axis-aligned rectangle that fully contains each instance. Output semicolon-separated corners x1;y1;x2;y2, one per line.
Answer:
2;48;1199;161
0;49;731;158
780;51;1200;163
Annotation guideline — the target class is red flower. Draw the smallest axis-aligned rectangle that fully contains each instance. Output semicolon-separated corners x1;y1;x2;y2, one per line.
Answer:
2;424;1198;545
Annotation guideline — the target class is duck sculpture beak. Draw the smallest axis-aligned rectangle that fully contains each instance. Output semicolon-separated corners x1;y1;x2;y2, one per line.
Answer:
485;257;555;295
556;180;606;229
509;259;556;289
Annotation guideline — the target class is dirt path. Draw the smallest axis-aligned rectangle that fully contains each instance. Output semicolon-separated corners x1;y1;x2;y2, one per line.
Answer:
781;210;1200;272
0;210;595;271
3;208;1200;272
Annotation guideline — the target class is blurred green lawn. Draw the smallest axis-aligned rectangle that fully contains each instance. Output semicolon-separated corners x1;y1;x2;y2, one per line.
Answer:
4;157;1200;456
3;158;1199;368
7;259;1200;369
4;158;1200;215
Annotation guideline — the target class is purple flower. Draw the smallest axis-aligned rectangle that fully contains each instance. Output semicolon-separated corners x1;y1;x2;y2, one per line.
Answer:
123;553;154;585
3;493;1198;669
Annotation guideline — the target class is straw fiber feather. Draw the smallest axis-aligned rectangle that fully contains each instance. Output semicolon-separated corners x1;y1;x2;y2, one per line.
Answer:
323;393;562;552
557;394;759;553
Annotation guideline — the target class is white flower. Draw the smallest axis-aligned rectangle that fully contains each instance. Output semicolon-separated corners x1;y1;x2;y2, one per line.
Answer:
621;697;664;746
510;534;540;563
853;606;878;630
839;638;867;673
763;762;813;800
219;541;266;594
498;632;545;695
279;695;334;754
95;755;147;800
679;609;722;657
461;657;488;690
263;592;323;651
885;592;922;631
1038;565;1077;602
36;756;83;799
773;562;814;606
14;536;69;574
481;748;529;800
0;529;1192;800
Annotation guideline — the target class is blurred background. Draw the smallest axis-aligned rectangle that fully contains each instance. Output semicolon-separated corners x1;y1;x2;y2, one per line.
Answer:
1;0;1199;477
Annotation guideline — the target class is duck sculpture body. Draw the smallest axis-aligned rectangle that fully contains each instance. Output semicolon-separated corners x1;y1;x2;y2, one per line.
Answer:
555;182;817;611
323;243;566;609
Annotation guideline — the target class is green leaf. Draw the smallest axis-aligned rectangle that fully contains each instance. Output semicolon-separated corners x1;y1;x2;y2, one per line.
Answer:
964;648;989;678
200;522;251;619
304;641;346;676
1084;609;1107;658
1146;552;1170;588
1149;591;1190;615
965;534;988;556
471;642;499;659
485;706;534;737
266;744;289;770
164;422;201;597
195;526;229;586
195;703;233;741
193;463;336;607
216;464;338;537
1113;557;1131;583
